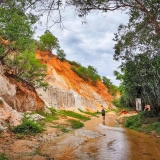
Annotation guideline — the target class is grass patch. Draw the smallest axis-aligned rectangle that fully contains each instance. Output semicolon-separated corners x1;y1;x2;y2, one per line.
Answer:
125;111;160;134
58;110;90;121
0;153;9;160
78;108;98;117
12;119;43;135
52;125;70;133
0;99;3;105
16;133;25;139
37;110;59;122
68;119;84;129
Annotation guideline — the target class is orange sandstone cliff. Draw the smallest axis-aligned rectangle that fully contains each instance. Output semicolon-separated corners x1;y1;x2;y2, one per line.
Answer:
36;50;115;112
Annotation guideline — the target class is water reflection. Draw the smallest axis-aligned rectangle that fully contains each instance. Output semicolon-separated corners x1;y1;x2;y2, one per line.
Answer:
96;124;130;160
102;120;105;125
84;115;160;160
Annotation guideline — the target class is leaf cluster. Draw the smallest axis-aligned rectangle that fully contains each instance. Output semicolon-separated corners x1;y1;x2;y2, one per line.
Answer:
102;76;119;96
12;119;43;135
71;65;101;85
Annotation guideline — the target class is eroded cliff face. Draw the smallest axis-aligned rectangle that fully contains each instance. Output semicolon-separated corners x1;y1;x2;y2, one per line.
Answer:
0;62;45;129
36;50;115;111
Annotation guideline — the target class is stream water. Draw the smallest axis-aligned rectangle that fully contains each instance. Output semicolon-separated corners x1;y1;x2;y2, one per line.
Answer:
83;115;160;160
39;114;160;160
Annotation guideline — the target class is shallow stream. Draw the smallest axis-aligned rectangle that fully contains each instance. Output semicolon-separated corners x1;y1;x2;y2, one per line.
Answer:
39;114;160;160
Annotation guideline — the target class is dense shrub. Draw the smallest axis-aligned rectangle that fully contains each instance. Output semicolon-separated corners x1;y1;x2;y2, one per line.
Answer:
125;111;160;134
112;98;123;108
151;122;160;133
0;153;8;160
12;120;43;135
125;115;142;129
71;65;101;85
139;110;159;118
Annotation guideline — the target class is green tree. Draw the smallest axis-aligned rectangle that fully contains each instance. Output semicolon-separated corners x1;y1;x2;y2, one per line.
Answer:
0;0;47;87
57;49;66;61
102;76;118;96
39;30;60;51
6;50;47;87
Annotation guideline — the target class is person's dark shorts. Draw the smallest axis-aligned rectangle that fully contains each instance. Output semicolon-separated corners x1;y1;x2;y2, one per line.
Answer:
102;114;105;116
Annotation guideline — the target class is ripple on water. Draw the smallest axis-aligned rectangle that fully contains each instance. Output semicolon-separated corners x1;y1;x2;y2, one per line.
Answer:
95;125;130;160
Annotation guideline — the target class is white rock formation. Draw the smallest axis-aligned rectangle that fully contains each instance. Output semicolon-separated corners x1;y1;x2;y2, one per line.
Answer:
0;97;23;131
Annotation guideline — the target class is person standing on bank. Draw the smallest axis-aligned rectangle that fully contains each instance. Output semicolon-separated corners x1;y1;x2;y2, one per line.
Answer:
101;107;105;120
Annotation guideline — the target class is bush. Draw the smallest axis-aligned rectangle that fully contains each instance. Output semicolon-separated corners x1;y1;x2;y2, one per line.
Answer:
68;119;84;129
112;98;123;108
0;100;3;105
37;110;59;122
151;122;160;133
125;115;142;130
12;120;43;135
0;153;9;160
139;111;159;118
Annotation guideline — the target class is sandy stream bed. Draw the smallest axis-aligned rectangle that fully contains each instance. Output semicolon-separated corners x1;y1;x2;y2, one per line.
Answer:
0;111;160;160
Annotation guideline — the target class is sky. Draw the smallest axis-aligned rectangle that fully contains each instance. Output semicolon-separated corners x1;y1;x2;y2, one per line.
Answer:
35;8;128;86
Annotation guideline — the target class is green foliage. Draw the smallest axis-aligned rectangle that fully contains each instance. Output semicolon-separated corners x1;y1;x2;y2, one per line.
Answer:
37;110;59;122
78;108;98;117
12;119;43;135
58;110;90;121
6;50;47;87
125;115;142;129
0;153;8;160
125;111;160;134
115;54;160;109
150;122;160;133
52;125;69;133
0;100;3;105
71;65;101;85
0;1;37;53
39;30;59;51
16;133;25;139
67;60;81;67
102;76;119;96
57;49;66;61
0;1;47;88
68;119;84;129
139;111;160;118
112;98;123;108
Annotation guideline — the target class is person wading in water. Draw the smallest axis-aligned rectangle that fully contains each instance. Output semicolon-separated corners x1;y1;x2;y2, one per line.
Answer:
101;106;105;120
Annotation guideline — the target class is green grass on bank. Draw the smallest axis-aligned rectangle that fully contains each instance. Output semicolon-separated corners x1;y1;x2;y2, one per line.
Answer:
78;108;99;117
37;110;59;122
12;119;43;135
58;110;91;121
51;125;70;133
68;119;84;129
125;111;160;134
0;153;8;160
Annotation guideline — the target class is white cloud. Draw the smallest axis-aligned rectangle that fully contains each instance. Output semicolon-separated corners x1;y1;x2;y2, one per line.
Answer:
35;9;128;86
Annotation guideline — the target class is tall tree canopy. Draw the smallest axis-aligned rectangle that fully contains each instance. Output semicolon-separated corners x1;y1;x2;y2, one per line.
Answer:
0;0;47;87
1;0;160;109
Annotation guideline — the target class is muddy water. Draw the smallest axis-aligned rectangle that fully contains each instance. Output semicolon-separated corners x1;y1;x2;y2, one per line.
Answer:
38;115;160;160
83;115;160;160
